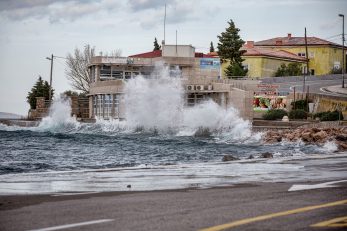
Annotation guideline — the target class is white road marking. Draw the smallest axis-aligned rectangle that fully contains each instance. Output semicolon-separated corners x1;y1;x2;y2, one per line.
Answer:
288;180;347;192
27;219;114;231
51;191;99;197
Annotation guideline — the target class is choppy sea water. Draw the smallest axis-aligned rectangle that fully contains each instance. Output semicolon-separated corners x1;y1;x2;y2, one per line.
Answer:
1;67;346;194
0;118;346;195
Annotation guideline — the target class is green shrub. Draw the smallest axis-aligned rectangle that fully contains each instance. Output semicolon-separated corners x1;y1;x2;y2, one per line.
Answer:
289;109;308;119
291;100;308;110
314;111;343;121
263;109;288;120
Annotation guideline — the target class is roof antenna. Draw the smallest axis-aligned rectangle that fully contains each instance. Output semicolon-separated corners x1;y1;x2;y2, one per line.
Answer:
176;30;178;54
163;4;166;44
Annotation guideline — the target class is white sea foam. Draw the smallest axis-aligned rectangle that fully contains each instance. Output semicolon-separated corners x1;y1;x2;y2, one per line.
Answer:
321;141;338;152
36;96;80;132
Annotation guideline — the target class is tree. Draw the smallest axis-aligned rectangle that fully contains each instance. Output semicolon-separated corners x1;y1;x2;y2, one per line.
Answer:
210;41;215;52
66;44;95;94
217;19;247;78
27;76;53;109
275;63;302;77
153;37;161;51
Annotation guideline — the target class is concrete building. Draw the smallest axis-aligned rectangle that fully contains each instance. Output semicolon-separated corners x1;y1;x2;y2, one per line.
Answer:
87;44;255;120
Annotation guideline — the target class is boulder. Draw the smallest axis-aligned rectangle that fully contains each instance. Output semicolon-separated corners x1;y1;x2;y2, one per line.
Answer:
336;134;347;141
222;155;240;162
248;154;254;159
282;116;289;122
261;152;273;158
301;132;313;143
312;130;327;142
337;142;347;151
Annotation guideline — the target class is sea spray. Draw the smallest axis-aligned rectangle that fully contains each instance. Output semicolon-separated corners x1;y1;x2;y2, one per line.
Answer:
124;63;184;132
37;96;80;132
123;62;254;139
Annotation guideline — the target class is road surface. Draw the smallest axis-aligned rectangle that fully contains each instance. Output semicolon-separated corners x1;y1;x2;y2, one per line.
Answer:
1;180;346;231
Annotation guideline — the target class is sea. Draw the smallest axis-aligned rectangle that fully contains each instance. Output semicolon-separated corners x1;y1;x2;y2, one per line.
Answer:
1;65;346;195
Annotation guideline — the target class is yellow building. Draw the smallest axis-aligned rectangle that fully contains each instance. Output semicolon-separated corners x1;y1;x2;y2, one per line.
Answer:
216;41;307;78
254;33;346;76
240;41;307;78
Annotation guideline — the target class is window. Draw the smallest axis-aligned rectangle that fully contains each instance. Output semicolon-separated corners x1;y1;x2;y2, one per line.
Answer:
100;66;111;80
298;53;306;57
104;94;112;119
125;72;132;80
242;64;249;71
93;96;97;117
90;66;96;82
96;95;104;117
111;69;123;79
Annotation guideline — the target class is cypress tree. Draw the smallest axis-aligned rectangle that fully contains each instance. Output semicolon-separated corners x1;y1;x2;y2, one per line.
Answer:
210;41;215;53
153;37;161;51
27;76;54;109
217;19;247;78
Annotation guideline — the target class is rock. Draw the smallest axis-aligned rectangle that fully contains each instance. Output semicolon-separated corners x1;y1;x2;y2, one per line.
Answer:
301;132;313;143
312;130;327;142
222;154;239;162
248;155;254;159
261;152;273;158
337;142;347;151
282;116;289;122
336;134;347;141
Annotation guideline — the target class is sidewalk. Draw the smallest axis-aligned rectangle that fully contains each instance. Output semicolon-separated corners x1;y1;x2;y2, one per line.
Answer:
324;85;347;95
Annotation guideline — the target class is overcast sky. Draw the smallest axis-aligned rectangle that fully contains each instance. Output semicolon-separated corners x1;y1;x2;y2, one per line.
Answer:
0;0;346;115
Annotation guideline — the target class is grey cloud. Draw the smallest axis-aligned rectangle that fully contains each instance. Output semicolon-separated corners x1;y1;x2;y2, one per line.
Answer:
138;1;201;29
0;0;73;11
0;0;119;23
128;0;174;11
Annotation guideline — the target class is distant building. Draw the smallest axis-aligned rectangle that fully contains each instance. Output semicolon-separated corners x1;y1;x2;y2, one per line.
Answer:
88;44;230;119
254;33;346;76
241;41;307;78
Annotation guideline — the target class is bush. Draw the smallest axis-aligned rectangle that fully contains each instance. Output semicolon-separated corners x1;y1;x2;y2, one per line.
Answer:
289;109;308;120
263;109;288;120
291;100;308;110
314;111;343;121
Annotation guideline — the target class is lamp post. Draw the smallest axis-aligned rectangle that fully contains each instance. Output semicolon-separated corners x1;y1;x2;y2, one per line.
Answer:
46;54;54;102
339;14;345;88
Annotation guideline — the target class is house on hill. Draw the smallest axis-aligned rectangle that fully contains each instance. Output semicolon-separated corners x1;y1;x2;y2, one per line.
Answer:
254;33;346;76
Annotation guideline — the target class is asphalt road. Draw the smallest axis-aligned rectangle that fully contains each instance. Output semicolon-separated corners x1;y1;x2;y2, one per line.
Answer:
278;79;344;95
1;180;346;231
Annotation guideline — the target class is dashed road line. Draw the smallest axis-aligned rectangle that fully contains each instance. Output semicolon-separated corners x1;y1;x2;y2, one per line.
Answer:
27;219;114;231
199;199;347;231
311;216;347;228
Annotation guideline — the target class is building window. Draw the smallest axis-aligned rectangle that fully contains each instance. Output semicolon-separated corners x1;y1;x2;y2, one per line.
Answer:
100;65;111;80
90;66;96;82
97;95;103;117
104;94;112;119
111;69;123;79
93;96;97;117
298;53;306;57
242;64;249;71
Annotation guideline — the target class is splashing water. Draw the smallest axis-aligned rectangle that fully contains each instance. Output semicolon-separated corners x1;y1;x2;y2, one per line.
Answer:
123;62;253;139
36;96;80;132
124;63;184;132
19;62;253;142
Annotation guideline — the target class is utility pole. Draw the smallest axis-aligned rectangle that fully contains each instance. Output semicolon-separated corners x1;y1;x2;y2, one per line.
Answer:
339;14;345;88
164;4;166;44
304;27;309;93
46;54;54;102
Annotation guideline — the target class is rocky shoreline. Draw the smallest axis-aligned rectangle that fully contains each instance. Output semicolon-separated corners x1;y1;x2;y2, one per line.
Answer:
263;127;347;151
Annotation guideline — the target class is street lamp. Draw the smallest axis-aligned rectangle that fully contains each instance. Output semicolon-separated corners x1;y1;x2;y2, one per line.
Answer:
339;14;345;88
46;54;54;102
